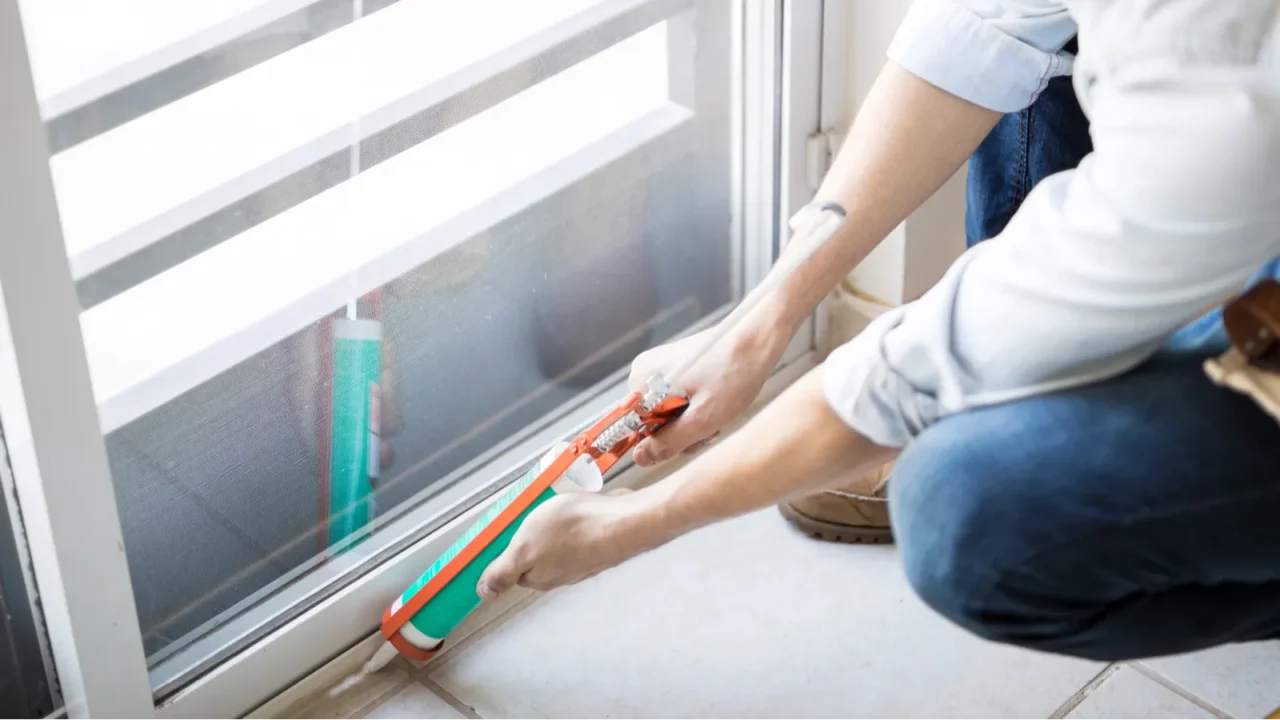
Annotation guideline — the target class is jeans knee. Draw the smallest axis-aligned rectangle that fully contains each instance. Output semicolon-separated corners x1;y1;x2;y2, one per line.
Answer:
889;430;1030;646
889;419;1114;656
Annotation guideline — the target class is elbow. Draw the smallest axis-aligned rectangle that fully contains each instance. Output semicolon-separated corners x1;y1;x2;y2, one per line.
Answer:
822;347;939;449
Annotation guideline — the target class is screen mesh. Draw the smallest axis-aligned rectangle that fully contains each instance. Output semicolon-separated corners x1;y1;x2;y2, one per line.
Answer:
25;0;734;660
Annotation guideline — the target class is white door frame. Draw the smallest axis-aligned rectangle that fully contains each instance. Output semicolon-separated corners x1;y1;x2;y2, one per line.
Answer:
0;0;153;716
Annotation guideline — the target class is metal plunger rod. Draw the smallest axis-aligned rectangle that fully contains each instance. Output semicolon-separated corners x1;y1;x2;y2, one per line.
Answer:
664;202;847;388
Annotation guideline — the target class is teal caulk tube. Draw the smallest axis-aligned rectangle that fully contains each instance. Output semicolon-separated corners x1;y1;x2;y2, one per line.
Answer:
368;442;601;667
327;316;382;547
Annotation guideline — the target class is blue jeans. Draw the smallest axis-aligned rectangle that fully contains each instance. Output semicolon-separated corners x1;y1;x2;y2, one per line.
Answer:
893;350;1280;661
964;73;1092;248
895;67;1280;661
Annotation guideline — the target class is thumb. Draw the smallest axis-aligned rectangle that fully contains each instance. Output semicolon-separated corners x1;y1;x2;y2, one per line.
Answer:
477;546;526;601
633;412;709;467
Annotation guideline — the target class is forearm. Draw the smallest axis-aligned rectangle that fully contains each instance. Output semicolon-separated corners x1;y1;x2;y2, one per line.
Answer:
633;368;894;539
751;61;1000;337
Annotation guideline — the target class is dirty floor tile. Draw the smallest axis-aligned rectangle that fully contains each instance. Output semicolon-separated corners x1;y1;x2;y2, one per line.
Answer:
1066;665;1213;719
360;680;466;719
429;509;1104;718
1142;642;1280;719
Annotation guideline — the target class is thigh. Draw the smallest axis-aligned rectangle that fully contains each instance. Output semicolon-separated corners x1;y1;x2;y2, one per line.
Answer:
965;64;1093;247
891;350;1280;606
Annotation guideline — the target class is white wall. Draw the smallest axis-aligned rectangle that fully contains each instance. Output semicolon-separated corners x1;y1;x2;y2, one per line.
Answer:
835;0;968;306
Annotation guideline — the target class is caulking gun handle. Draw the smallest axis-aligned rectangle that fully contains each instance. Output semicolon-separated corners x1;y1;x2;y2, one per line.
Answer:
646;394;690;435
665;395;690;417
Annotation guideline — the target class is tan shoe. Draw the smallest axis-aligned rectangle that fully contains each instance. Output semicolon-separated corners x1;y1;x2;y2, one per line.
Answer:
778;462;894;544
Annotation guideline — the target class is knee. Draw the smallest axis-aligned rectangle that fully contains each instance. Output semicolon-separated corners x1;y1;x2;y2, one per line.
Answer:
889;424;1049;648
889;438;1001;640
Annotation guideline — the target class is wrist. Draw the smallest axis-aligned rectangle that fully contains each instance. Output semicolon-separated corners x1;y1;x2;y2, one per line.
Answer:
733;294;805;360
620;480;697;551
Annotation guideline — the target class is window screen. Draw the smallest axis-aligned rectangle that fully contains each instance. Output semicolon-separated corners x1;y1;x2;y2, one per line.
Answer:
19;0;737;668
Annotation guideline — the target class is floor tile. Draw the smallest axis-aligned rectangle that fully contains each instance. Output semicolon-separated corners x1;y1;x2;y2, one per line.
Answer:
1143;642;1280;718
361;681;466;719
429;509;1104;718
1066;666;1212;719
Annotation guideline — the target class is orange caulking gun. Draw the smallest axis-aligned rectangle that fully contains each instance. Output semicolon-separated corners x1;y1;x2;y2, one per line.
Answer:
365;201;848;671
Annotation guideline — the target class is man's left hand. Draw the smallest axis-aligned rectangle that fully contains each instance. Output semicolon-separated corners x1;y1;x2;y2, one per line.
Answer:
476;488;666;599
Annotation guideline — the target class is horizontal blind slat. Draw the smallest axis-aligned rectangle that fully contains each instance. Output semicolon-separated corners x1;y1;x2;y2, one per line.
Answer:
81;26;685;433
54;0;656;280
23;0;320;117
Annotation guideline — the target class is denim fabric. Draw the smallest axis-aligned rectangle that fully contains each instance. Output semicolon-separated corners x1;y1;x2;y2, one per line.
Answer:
891;348;1280;661
909;43;1280;660
964;76;1091;247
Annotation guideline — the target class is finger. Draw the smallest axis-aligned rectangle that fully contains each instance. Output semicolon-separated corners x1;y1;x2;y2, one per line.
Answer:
520;574;556;593
681;439;710;456
681;431;721;456
603;487;633;497
477;546;527;601
627;345;672;392
633;412;712;467
627;357;652;392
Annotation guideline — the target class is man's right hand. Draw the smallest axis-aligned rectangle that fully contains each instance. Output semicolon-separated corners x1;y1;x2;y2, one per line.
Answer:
628;323;790;467
621;59;1006;468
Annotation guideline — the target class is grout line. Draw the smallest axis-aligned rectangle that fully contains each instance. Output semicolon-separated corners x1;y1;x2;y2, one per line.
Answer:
1130;661;1233;719
1049;663;1120;719
418;675;483;719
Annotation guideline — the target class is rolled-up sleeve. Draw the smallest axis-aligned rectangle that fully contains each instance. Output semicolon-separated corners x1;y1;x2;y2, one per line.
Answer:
888;0;1077;112
827;0;1280;448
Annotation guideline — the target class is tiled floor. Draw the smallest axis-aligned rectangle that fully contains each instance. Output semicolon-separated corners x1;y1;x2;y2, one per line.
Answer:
289;509;1280;719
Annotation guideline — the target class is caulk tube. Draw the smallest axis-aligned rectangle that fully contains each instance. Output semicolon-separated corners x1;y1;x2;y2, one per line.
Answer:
383;443;602;659
328;317;382;547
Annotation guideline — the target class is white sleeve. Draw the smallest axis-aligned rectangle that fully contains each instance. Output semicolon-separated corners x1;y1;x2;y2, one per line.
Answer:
887;0;1077;112
826;0;1280;448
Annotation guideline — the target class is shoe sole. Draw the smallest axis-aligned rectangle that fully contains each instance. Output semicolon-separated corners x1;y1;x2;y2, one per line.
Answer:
777;503;894;545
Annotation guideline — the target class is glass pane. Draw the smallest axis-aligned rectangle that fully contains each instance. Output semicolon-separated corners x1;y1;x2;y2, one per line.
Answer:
22;0;736;665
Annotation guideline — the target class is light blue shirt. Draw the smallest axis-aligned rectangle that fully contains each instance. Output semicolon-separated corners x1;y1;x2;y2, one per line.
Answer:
823;0;1280;447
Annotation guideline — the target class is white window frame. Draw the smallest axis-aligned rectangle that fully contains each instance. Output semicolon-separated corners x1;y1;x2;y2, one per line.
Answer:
0;0;832;716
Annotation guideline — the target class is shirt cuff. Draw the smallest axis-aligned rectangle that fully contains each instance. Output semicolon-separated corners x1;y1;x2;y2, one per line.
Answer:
822;309;938;449
886;0;1072;113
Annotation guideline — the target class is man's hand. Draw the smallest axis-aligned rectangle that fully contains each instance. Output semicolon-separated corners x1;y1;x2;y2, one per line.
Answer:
626;66;1001;469
476;489;668;599
628;326;788;467
476;368;894;599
